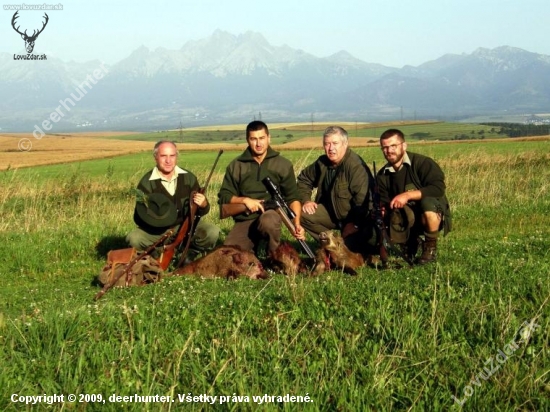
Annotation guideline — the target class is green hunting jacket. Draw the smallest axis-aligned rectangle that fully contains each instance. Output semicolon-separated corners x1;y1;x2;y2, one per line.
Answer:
296;148;373;226
377;151;452;235
218;146;299;222
134;168;210;229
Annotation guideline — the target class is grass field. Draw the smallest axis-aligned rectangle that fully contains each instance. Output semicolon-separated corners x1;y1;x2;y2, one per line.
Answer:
0;127;549;411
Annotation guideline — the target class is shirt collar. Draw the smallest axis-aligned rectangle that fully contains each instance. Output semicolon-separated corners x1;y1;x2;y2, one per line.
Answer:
384;152;411;173
150;165;187;181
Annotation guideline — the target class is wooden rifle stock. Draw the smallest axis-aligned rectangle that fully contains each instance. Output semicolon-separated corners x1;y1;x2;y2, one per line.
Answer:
219;200;278;220
157;211;192;270
220;203;249;219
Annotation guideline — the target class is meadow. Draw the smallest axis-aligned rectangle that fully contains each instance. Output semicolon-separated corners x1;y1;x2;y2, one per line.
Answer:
0;130;549;411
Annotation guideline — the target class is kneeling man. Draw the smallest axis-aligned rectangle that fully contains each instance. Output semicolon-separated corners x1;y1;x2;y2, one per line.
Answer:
377;129;452;264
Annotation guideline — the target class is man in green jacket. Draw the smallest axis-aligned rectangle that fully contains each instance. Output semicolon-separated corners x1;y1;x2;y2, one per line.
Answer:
297;126;376;254
218;121;305;254
377;129;452;264
126;140;220;260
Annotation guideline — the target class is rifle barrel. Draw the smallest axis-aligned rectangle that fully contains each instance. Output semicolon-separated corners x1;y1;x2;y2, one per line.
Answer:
263;177;316;260
372;161;414;267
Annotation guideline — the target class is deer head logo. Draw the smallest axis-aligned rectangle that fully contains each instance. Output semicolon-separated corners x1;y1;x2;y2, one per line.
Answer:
11;11;49;54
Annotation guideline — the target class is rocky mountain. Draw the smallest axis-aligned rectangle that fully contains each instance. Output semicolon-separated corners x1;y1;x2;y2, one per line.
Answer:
352;46;550;117
1;32;549;132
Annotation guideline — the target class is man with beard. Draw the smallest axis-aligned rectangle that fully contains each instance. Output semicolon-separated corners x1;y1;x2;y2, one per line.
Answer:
377;129;452;264
218;121;305;254
297;126;376;255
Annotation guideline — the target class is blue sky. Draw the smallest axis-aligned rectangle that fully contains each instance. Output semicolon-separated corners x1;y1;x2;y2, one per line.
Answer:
2;0;549;67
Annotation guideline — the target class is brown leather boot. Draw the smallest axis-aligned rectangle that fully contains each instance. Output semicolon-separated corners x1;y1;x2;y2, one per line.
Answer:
418;236;437;264
406;236;421;261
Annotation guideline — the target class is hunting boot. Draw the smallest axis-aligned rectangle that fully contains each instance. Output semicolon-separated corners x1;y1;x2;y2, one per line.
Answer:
417;231;438;265
406;236;422;261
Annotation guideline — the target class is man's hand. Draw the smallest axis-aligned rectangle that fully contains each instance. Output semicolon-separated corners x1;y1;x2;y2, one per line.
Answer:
371;205;386;220
302;201;318;215
390;190;422;209
294;222;306;241
243;198;265;214
193;192;208;208
390;193;410;209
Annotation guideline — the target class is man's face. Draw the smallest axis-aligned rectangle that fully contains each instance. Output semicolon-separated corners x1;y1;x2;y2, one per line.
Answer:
155;142;178;176
380;135;407;166
247;129;270;157
323;133;348;165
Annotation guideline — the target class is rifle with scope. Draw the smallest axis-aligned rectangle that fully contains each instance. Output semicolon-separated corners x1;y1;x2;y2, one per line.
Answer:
219;177;315;259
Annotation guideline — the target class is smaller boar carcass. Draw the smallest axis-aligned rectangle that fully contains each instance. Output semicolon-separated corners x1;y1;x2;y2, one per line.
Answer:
172;245;268;280
313;231;364;276
265;241;308;276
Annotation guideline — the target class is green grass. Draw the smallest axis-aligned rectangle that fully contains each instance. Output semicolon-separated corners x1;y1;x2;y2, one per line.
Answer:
0;138;549;411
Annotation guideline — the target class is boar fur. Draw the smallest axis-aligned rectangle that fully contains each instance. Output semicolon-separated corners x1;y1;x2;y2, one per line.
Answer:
265;241;308;276
172;245;268;280
313;231;365;276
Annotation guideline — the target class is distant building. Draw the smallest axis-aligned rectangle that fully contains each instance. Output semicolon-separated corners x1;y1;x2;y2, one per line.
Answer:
524;114;550;125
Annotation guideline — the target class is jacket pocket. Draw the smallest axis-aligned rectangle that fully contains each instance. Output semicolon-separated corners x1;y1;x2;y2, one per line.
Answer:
335;183;351;199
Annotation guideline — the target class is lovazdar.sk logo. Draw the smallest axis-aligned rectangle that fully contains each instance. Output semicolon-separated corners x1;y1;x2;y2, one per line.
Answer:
11;11;48;60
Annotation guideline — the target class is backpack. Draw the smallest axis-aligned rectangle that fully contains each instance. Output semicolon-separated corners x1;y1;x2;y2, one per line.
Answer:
98;248;164;288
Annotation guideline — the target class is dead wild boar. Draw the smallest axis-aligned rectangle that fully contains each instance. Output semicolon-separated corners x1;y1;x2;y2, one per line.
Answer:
265;241;307;276
313;231;364;276
172;245;268;280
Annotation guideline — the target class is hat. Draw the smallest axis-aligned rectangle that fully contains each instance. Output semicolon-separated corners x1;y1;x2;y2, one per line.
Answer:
135;193;177;229
389;205;415;244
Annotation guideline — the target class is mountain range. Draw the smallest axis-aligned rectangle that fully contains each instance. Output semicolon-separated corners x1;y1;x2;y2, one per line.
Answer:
2;30;550;132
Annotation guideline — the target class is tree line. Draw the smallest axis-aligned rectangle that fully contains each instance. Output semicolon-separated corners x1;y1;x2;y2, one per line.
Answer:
481;122;550;137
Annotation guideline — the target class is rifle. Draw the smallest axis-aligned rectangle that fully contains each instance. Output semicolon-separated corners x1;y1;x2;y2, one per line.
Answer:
219;181;315;259
262;176;316;259
94;229;174;301
219;199;278;220
157;149;224;270
372;161;414;267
